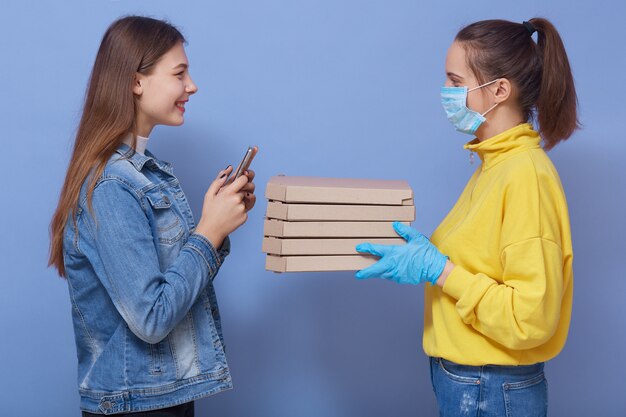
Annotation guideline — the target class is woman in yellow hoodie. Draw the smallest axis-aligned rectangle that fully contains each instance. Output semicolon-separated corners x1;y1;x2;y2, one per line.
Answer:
356;18;577;416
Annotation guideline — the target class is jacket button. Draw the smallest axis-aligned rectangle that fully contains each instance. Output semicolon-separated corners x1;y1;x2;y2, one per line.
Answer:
163;196;170;204
102;401;112;409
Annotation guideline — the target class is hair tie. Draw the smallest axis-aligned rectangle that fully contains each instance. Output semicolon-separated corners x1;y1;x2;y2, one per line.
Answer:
522;21;536;36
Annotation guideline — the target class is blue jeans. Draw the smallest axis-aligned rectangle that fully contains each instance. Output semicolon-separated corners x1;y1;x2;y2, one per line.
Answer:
430;357;547;417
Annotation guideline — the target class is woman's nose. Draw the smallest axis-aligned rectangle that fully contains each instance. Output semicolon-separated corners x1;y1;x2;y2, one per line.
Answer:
186;75;198;95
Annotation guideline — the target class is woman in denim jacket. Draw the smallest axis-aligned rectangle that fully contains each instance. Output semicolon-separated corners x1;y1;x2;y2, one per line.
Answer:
48;16;255;416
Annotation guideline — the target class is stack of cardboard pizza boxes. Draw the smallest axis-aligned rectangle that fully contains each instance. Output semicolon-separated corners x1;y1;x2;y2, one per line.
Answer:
262;176;414;272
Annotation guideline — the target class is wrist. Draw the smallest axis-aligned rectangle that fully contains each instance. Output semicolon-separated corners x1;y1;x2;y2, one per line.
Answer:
195;223;226;249
435;260;455;287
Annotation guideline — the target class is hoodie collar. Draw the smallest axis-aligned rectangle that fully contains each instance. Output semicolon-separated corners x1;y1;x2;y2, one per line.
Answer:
464;123;541;170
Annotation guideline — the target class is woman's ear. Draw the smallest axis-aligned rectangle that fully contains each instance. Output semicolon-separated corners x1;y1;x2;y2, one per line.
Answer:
492;78;512;103
133;73;144;96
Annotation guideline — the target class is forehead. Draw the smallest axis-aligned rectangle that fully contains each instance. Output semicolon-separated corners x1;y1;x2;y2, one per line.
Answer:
155;42;188;69
445;41;471;79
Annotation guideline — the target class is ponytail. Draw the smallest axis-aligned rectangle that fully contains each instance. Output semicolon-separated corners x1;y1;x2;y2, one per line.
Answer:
456;17;579;149
529;18;580;149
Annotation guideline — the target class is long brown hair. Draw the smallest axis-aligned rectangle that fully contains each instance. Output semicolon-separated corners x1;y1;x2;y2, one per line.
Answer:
456;18;579;149
49;16;185;277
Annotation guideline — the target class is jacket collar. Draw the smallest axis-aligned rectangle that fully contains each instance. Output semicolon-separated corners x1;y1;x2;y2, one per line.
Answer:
464;123;541;170
115;144;173;174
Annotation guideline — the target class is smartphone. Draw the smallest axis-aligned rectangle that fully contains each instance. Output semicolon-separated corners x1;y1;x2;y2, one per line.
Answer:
232;146;257;180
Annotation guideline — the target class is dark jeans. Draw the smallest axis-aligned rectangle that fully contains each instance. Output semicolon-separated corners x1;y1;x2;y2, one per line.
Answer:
82;401;194;417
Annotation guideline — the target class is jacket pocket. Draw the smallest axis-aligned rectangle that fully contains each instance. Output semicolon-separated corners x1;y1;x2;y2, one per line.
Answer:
146;191;184;245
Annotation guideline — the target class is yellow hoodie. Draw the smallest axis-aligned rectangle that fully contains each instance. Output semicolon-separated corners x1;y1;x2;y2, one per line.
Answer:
424;123;573;366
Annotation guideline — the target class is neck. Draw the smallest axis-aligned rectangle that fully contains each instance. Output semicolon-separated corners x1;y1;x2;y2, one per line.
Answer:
475;105;525;141
135;115;154;138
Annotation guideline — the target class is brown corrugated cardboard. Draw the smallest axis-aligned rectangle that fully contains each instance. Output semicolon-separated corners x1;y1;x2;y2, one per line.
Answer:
262;237;405;255
264;219;409;238
266;254;378;272
265;176;413;206
266;201;415;222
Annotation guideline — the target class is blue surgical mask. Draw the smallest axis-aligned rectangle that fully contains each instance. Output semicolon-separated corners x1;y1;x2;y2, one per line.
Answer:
440;80;498;135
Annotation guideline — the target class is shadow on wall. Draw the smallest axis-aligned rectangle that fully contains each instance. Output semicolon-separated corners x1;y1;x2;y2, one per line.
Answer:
547;136;626;416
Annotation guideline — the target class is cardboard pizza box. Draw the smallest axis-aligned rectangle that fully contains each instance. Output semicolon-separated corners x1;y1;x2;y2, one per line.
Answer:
263;219;409;238
262;237;405;255
265;201;415;222
265;176;413;206
266;254;378;273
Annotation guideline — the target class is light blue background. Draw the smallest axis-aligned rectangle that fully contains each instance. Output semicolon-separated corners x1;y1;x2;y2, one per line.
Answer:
1;0;625;416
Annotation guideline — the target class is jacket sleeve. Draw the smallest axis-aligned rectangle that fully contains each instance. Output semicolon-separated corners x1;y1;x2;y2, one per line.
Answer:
442;237;565;350
83;178;229;344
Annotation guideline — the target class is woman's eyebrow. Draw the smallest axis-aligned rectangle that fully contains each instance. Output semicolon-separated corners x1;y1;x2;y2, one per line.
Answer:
447;72;463;80
172;63;188;70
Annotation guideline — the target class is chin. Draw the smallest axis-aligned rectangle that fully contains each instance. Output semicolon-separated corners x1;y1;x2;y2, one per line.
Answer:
164;118;185;127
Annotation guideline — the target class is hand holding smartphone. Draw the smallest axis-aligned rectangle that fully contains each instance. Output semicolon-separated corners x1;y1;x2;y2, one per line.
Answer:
223;146;258;187
232;146;257;180
229;146;257;212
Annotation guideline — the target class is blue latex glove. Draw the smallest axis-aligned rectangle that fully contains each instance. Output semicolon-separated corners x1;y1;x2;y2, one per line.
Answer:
355;222;448;285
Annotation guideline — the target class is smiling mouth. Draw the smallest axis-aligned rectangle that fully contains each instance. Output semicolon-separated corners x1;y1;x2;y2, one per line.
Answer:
175;100;187;112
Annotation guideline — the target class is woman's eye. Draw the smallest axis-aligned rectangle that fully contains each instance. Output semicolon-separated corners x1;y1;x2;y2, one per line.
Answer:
175;72;184;78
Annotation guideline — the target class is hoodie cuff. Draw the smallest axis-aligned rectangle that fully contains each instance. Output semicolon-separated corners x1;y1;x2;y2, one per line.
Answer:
442;265;475;300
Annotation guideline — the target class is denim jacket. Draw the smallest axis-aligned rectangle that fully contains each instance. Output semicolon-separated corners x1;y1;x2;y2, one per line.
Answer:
63;145;232;414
